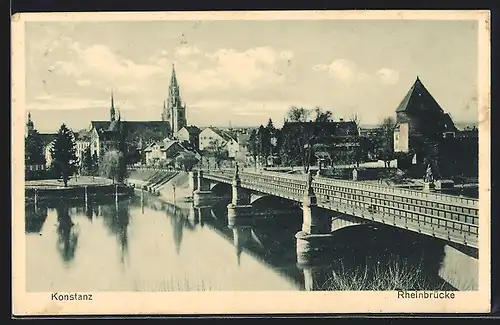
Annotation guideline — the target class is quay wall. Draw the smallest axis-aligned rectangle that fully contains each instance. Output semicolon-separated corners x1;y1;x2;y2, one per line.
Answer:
25;184;134;201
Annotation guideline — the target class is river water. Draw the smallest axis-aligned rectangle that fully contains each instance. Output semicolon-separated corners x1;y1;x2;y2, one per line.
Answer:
25;189;476;292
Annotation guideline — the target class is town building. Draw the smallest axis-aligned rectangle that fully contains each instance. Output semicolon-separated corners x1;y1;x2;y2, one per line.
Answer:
392;76;478;178
199;126;239;158
89;91;170;159
74;130;91;161
144;138;187;166
393;76;458;158
162;64;188;136
177;125;201;150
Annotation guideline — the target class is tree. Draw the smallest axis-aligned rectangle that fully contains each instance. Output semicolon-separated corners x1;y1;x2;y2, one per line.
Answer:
350;113;363;167
80;147;93;176
91;151;99;178
279;121;320;173
248;129;258;168
314;107;333;122
99;150;127;184
378;117;397;168
205;139;229;169
25;129;45;165
257;125;270;164
280;106;335;172
286;106;311;122
175;151;199;172
50;124;78;187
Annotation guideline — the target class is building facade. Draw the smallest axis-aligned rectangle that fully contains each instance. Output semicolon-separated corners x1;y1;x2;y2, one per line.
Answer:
177;126;201;150
199;126;239;158
143;138;187;166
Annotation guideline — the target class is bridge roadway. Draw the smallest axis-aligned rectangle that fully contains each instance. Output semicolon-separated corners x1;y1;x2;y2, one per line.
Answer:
201;168;479;249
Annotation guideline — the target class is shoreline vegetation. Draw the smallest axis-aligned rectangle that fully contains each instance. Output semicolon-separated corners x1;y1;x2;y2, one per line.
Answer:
319;259;458;291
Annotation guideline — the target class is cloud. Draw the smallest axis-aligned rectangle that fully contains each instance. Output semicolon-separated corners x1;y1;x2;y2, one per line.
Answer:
376;68;400;85
185;46;293;91
175;45;200;57
313;59;359;83
280;51;293;61
27;94;112;111
49;40;166;93
313;59;400;86
76;79;91;87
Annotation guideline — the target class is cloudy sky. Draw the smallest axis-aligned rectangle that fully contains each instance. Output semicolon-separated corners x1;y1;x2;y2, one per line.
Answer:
24;19;478;133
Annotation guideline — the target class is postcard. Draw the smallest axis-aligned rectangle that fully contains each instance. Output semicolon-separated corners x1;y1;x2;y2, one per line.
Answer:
12;10;491;315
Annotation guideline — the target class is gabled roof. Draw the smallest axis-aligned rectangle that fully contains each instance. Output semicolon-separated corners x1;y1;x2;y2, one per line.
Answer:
90;120;171;143
439;113;458;132
90;121;111;132
202;126;236;142
144;139;184;152
75;130;91;141
99;130;119;141
39;133;57;146
396;77;445;115
180;125;201;135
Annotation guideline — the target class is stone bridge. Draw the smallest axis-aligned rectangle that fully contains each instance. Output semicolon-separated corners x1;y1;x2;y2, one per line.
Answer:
188;167;479;289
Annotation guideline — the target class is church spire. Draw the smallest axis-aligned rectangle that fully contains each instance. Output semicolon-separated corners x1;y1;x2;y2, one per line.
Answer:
166;63;187;135
26;111;34;136
171;63;178;86
110;89;116;122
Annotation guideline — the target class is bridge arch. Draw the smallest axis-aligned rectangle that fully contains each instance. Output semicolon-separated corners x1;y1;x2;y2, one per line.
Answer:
251;194;299;209
209;182;231;195
330;214;376;233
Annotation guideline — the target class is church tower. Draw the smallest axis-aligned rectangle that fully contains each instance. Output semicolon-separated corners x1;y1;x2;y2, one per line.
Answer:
165;64;187;136
110;89;116;122
26;112;34;137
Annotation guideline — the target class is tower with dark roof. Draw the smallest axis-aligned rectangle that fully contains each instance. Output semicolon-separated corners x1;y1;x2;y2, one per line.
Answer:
164;64;187;136
393;76;458;158
395;76;456;136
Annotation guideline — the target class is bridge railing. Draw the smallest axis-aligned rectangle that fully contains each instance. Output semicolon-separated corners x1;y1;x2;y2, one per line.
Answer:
203;169;478;248
207;168;478;207
316;176;478;207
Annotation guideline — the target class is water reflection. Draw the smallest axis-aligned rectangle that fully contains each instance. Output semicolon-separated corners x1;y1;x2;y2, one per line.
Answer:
55;200;79;264
25;203;48;233
25;192;473;292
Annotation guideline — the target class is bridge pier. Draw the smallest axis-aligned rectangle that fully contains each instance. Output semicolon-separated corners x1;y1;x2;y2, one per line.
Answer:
438;244;478;290
190;204;212;227
295;171;334;265
227;164;253;223
296;264;322;291
231;225;253;266
188;170;198;195
193;170;214;206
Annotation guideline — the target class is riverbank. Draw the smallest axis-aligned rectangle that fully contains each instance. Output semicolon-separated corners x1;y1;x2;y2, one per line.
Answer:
25;176;113;189
25;176;133;201
131;171;192;206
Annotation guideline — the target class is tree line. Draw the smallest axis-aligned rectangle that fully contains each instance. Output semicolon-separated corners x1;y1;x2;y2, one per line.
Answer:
245;106;398;172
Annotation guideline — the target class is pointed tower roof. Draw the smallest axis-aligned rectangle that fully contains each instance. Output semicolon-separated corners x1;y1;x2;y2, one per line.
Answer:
27;112;33;126
170;63;178;86
395;76;444;115
110;88;116;122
